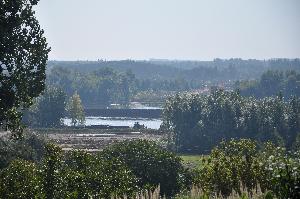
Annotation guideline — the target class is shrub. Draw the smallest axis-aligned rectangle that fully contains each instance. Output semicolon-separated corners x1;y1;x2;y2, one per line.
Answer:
0;159;42;198
0;131;46;169
193;139;260;196
102;139;190;197
258;143;300;199
61;150;138;198
41;143;63;199
193;139;300;199
0;144;139;198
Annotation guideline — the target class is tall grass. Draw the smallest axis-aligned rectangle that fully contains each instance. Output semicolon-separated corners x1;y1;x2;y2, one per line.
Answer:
176;185;273;199
115;185;274;199
113;186;161;199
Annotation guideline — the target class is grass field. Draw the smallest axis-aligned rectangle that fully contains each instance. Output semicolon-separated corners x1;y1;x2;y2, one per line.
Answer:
180;155;205;169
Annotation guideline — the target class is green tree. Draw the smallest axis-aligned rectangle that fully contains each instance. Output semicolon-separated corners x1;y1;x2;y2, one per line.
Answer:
163;90;300;153
288;97;300;146
0;159;42;199
23;86;67;127
0;131;46;169
62;150;138;198
193;139;300;198
66;92;85;126
41;143;63;199
36;87;66;127
102;140;190;197
0;0;50;137
238;70;300;99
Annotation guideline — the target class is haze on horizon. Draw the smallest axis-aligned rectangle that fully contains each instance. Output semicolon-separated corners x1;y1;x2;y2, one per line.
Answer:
35;0;300;61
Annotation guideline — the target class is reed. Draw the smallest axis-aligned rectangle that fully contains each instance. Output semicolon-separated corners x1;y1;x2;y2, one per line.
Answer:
114;184;273;199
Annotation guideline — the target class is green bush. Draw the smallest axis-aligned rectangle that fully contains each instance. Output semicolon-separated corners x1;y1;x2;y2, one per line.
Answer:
102;139;190;197
41;143;63;199
0;131;46;169
0;159;42;199
40;144;138;198
193;139;300;199
0;139;298;198
193;139;260;196
258;143;300;199
61;150;138;198
0;143;139;199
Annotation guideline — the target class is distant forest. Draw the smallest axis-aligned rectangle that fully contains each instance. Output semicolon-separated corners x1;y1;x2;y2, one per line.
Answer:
236;70;300;99
46;59;300;108
47;58;300;81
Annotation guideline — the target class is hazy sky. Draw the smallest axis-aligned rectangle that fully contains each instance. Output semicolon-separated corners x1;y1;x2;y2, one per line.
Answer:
35;0;300;61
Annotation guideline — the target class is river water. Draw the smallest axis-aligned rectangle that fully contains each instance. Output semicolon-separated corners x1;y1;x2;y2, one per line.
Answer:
63;117;162;130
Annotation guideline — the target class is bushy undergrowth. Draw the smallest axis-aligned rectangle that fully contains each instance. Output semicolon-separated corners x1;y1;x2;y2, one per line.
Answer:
0;159;42;198
192;139;300;199
102;140;191;197
0;143;138;198
0;137;299;199
0;139;189;198
0;131;46;169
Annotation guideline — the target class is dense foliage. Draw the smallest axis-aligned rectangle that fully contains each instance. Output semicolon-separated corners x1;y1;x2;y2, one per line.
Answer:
0;139;189;198
23;87;87;128
47;67;137;108
46;59;300;109
23;87;67;127
47;59;300;82
102;140;190;197
0;0;50;137
193;139;300;199
0;131;46;169
0;159;42;198
0;143;138;198
162;90;300;153
66;92;85;126
0;136;299;198
237;70;300;99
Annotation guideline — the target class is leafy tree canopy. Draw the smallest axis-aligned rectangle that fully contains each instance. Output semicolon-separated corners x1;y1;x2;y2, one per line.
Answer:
0;0;50;137
23;86;67;127
66;92;85;126
162;90;300;153
236;70;300;98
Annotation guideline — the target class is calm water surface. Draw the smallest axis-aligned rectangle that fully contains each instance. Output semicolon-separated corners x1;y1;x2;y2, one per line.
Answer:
63;117;162;130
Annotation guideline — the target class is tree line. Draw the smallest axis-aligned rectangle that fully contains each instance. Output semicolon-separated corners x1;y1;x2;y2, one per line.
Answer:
46;66;200;109
162;90;300;154
46;62;300;109
47;67;137;108
23;88;85;127
237;70;300;99
48;58;300;82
